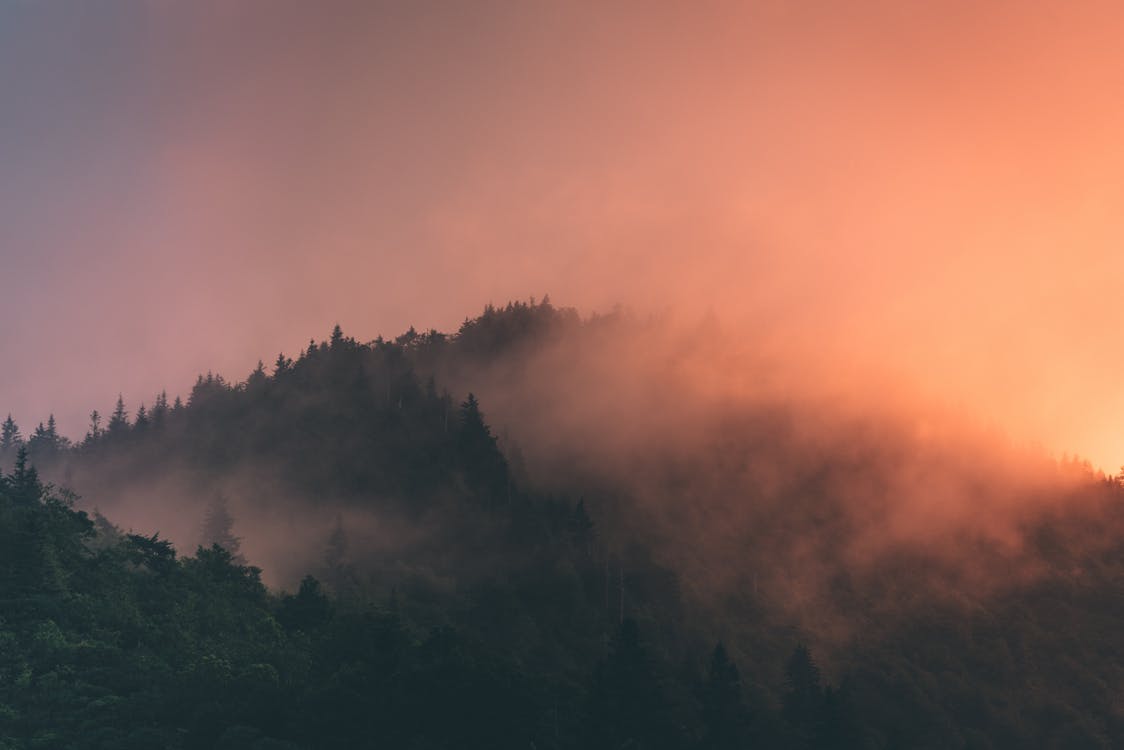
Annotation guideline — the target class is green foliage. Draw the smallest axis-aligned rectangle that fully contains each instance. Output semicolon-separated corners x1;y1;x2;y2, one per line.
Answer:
4;300;1124;748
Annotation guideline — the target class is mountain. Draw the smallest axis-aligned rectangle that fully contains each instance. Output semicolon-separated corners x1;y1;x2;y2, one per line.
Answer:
1;298;1123;749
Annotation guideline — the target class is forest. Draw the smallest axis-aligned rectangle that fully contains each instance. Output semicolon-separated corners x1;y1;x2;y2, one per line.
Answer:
2;299;1124;749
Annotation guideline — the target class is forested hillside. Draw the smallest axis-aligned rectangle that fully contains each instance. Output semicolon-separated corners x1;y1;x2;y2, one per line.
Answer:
2;300;1124;749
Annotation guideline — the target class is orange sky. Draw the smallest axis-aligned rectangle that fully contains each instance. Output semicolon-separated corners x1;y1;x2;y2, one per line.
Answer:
2;1;1124;468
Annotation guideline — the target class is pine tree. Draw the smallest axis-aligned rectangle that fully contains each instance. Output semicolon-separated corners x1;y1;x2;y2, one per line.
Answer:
29;421;55;457
85;410;103;444
457;393;509;501
108;395;129;436
587;618;676;749
783;644;825;744
324;514;350;592
201;495;244;564
273;353;292;377
701;643;750;749
134;403;149;431
816;684;862;750
247;360;267;389
151;391;169;427
1;414;22;453
9;446;39;504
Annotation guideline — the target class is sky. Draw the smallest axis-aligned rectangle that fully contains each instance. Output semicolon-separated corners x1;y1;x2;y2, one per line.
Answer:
2;1;1124;468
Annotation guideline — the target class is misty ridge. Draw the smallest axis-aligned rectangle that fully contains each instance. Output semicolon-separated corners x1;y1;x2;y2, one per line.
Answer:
3;297;1124;749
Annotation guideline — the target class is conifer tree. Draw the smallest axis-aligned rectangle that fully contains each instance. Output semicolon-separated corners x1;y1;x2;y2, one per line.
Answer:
245;361;268;394
457;393;509;501
324;513;351;592
108;395;129;436
27;415;63;456
1;414;22;453
134;403;149;431
151;391;169;427
783;644;825;743
85;410;103;444
587;618;675;749
201;495;244;564
701;643;750;749
9;446;39;504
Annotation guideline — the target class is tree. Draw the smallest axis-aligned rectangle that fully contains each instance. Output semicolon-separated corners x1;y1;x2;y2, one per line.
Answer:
201;495;244;565
816;684;862;750
457;393;509;502
108;395;130;436
278;575;332;632
9;446;40;504
324;514;352;592
587;618;676;749
247;360;267;389
701;643;750;749
273;353;292;377
134;403;149;431
85;410;103;444
1;414;21;453
783;644;825;746
151;391;169;427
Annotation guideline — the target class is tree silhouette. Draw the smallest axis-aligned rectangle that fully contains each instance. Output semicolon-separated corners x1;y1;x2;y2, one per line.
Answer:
273;352;292;377
134;403;149;432
152;391;169;427
1;413;21;454
108;395;130;437
457;393;509;502
324;513;351;592
700;643;750;749
201;495;244;564
587;618;676;749
85;410;103;444
784;644;825;746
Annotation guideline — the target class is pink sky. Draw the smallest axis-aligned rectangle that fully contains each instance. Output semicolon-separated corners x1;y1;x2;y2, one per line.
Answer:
3;1;1124;467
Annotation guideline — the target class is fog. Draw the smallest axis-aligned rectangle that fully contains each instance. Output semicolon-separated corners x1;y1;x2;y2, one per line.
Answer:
3;1;1124;471
2;0;1122;630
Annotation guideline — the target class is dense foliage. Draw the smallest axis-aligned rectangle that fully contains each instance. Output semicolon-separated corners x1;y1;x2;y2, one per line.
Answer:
2;300;1124;748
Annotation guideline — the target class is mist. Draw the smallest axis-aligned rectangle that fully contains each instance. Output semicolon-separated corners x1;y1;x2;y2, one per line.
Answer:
3;1;1124;471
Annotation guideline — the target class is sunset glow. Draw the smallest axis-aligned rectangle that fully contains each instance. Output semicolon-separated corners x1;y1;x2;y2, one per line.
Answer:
2;2;1124;469
9;4;1124;746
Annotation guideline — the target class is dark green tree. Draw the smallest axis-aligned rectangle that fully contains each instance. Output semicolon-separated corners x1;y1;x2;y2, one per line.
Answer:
1;413;21;453
588;618;677;749
84;409;103;444
783;644;824;746
134;403;149;431
201;494;245;565
457;393;509;502
273;352;292;377
108;394;130;436
700;643;750;749
151;390;169;427
247;360;268;389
